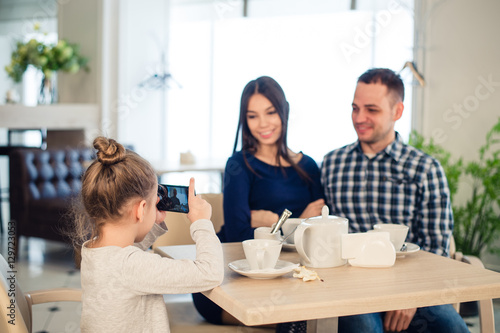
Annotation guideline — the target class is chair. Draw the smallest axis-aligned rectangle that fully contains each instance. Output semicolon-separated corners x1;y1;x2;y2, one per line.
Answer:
152;192;225;250
0;129;47;235
9;147;95;254
449;236;495;333
0;253;81;333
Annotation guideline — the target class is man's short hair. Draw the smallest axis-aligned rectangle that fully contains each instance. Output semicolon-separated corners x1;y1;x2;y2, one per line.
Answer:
357;68;405;104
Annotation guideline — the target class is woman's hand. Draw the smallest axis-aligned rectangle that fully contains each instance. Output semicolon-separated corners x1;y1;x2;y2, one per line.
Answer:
187;178;212;223
250;210;279;228
299;199;325;218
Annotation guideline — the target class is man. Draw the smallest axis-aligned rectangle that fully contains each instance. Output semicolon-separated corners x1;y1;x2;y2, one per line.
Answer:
321;68;469;332
170;188;181;207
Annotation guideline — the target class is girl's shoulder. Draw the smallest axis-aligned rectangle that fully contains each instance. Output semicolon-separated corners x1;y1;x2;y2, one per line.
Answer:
81;243;144;275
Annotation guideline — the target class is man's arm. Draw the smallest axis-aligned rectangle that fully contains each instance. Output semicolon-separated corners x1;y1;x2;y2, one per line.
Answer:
419;159;454;257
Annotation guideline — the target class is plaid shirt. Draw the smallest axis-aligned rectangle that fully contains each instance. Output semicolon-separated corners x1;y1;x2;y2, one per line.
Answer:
321;133;453;256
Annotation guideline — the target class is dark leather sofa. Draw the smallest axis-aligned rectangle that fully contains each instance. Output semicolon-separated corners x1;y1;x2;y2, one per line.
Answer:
9;147;95;250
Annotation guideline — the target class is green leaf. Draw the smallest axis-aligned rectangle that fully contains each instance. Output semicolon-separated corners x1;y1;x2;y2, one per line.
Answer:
5;24;90;82
410;118;500;256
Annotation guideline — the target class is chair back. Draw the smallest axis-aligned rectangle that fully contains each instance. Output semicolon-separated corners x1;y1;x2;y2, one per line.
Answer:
153;193;224;249
449;235;495;332
201;193;224;232
9;147;95;245
449;235;456;257
0;254;30;333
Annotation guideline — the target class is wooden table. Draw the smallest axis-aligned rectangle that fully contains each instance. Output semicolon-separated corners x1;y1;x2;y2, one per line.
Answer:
156;243;500;332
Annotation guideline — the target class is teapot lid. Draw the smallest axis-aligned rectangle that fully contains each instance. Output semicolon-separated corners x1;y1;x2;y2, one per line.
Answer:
322;205;329;219
305;205;348;224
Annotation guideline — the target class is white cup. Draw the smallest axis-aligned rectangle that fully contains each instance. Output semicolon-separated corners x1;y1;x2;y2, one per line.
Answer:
242;239;282;271
372;223;409;251
280;218;303;244
254;226;282;241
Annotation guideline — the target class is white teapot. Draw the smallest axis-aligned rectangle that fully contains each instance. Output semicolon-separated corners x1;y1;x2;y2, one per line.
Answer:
294;206;348;268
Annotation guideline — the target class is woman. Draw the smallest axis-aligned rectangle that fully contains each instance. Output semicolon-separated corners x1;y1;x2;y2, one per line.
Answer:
218;75;325;242
193;76;324;328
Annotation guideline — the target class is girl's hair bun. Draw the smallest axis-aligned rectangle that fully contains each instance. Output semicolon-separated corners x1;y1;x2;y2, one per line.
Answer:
93;136;126;165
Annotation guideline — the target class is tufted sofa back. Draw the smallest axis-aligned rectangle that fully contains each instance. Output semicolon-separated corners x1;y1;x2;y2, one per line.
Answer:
9;147;95;245
23;149;93;200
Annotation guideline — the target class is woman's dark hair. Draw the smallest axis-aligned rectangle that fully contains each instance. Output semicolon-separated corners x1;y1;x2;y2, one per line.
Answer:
233;76;310;180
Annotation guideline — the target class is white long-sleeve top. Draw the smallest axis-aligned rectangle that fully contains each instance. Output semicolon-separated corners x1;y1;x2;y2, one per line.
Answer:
80;220;224;333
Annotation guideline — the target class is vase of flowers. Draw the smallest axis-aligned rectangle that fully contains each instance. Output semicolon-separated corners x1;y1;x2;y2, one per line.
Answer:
38;73;57;104
4;25;89;104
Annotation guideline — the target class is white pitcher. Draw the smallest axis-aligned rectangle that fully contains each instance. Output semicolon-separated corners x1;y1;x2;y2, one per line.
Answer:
294;206;348;268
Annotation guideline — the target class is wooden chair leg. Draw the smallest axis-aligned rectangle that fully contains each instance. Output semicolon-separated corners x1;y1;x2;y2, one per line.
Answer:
478;299;494;333
0;196;3;235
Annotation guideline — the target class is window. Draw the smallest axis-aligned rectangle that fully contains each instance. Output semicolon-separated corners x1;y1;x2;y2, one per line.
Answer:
166;0;414;164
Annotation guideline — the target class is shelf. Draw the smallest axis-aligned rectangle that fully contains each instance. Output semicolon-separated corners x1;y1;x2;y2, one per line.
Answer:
0;104;99;129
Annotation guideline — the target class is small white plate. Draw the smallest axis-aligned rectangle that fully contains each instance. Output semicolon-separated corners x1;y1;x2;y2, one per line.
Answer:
228;259;299;279
396;242;420;258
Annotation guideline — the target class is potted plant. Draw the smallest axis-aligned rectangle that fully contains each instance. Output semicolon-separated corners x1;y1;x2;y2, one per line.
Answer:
4;24;89;104
409;117;500;257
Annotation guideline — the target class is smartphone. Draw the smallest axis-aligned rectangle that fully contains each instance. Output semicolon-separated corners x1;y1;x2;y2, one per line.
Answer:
157;184;189;213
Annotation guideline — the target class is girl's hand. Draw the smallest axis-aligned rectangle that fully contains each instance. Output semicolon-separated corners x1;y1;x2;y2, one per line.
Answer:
250;210;279;228
187;178;212;223
299;199;325;219
155;196;167;224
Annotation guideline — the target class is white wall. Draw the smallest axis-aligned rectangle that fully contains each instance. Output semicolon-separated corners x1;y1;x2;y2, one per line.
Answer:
57;0;101;105
117;0;170;161
57;0;120;143
0;0;57;22
0;36;10;103
415;0;500;269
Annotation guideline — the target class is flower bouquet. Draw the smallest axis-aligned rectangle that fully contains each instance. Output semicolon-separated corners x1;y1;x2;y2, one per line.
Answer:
4;25;89;103
5;38;89;83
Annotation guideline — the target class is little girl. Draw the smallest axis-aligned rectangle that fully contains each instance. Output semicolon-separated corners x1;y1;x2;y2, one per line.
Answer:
74;136;224;332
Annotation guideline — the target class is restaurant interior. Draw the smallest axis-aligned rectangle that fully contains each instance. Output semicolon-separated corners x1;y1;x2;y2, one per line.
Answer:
1;0;499;332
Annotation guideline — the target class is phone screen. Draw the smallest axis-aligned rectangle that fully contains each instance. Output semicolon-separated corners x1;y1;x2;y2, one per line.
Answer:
157;184;189;213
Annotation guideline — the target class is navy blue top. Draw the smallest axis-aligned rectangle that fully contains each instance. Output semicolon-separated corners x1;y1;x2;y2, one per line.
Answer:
218;151;324;242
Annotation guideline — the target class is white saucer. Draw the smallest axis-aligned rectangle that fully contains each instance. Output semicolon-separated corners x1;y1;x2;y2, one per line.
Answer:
228;259;299;279
396;242;420;258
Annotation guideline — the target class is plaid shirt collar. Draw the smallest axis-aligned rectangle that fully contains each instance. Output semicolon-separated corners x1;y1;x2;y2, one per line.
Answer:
345;131;404;162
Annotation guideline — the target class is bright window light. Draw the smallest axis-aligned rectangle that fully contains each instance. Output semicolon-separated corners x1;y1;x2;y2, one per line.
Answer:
167;3;414;164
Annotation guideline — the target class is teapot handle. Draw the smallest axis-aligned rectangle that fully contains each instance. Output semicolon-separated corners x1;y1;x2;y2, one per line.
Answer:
294;223;312;266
